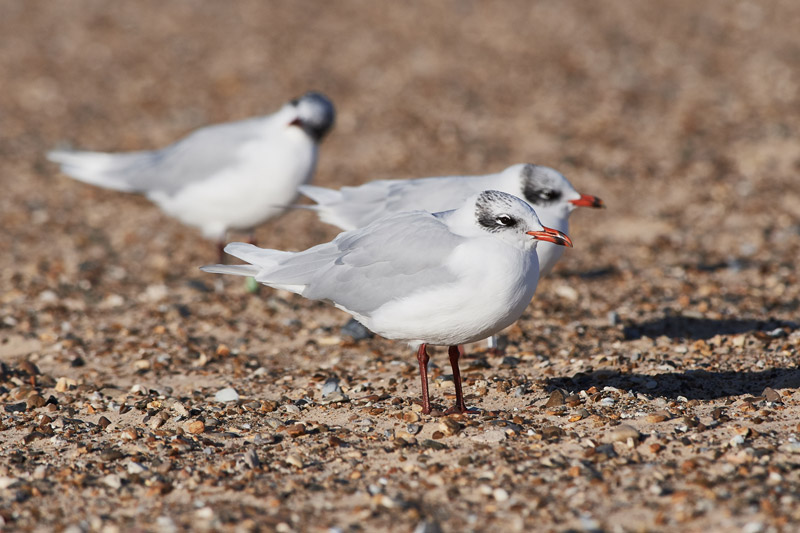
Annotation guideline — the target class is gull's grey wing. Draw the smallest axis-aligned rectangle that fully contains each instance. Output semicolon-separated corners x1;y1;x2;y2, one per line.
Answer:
52;116;271;195
118;116;273;195
322;176;490;229
262;211;463;314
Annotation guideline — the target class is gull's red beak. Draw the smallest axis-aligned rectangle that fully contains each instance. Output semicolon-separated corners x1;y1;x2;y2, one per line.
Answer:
289;117;303;127
569;194;604;208
526;226;573;247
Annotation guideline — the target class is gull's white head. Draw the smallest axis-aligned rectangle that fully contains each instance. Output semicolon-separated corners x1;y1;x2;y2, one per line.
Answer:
287;92;336;142
497;164;604;221
441;190;573;251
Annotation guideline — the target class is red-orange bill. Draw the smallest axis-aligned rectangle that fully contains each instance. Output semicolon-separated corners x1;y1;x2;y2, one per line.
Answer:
526;226;573;248
569;194;604;208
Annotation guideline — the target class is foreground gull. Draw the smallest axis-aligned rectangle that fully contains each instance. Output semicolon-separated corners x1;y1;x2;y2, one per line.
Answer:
49;92;335;261
202;190;572;414
300;163;601;276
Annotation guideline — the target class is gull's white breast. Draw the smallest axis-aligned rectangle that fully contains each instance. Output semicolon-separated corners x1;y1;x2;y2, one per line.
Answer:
359;237;540;346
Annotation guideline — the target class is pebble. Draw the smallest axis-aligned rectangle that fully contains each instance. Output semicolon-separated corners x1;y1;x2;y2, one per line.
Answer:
645;411;670;423
421;439;447;450
320;391;349;405
403;412;421;423
214;387;239;403
599;397;616;407
215;344;231;357
762;387;781;403
170;402;189;417
127;462;147;475
321;377;342;397
285;454;303;468
100;448;124;461
19;360;39;375
439;418;462;436
607;424;641;443
283;404;301;414
555;284;579;301
54;377;76;392
186;420;205;434
565;394;581;407
569;408;590;422
5;402;26;413
541;426;564;440
500;356;519;367
492;488;510;502
102;474;122;490
286;423;306;438
545;389;566;407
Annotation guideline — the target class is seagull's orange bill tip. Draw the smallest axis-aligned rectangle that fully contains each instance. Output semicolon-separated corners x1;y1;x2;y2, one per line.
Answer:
526;227;573;248
569;193;604;208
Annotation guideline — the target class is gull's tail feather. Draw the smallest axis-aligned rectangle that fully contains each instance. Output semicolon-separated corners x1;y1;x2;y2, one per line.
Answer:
200;243;283;278
298;184;342;205
202;242;306;294
223;242;290;266
199;264;260;277
48;149;156;192
297;184;362;230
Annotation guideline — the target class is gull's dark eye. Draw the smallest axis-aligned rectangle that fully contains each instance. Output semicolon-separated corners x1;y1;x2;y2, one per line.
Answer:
290;98;300;106
495;215;516;227
536;189;559;201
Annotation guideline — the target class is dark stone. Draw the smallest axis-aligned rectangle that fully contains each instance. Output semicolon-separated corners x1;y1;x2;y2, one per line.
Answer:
341;318;373;341
5;402;27;413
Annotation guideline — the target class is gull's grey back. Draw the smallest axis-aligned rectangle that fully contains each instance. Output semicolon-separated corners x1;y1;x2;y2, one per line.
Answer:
259;211;463;314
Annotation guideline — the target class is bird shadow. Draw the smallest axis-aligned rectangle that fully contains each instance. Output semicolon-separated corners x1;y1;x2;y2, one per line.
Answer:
546;367;800;400
621;315;796;341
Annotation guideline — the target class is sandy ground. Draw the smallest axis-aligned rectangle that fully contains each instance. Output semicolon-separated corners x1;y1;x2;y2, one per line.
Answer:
1;1;800;532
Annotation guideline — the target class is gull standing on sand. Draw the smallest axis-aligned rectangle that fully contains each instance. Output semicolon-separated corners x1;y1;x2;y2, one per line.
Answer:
202;190;573;414
49;92;336;261
301;163;602;351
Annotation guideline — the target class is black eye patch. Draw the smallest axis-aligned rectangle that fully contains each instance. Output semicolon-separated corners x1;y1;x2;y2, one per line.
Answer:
477;212;517;232
524;186;562;205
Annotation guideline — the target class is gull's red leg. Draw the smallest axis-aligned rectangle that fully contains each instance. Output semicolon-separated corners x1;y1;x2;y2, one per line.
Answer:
248;231;257;246
447;345;469;414
416;344;432;414
217;240;226;264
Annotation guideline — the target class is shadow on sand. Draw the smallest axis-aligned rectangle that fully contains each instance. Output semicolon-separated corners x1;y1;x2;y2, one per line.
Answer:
622;315;796;341
547;367;800;400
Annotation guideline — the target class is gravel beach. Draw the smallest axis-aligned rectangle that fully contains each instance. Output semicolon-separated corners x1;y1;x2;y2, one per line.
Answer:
1;2;799;531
